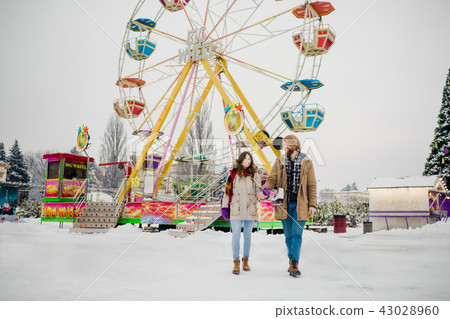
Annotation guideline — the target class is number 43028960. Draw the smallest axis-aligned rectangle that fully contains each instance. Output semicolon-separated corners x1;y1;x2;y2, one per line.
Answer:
379;306;439;316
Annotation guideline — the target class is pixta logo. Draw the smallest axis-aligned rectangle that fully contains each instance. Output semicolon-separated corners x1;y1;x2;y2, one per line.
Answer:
301;138;326;166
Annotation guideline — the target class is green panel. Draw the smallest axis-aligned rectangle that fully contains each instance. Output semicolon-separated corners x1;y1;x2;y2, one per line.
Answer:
41;217;73;223
58;159;65;198
211;220;231;228
257;221;283;229
117;218;141;224
42;198;74;203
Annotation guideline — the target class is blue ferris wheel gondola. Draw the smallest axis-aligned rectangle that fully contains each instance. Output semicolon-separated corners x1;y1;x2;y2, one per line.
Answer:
281;81;307;91
126;37;156;61
280;103;325;132
129;18;157;32
299;79;324;90
281;79;324;91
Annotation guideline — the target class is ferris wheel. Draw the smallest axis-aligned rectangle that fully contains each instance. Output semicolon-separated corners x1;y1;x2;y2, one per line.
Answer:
114;0;336;197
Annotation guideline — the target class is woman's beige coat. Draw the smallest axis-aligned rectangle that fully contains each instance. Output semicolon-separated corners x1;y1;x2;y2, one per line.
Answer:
265;154;317;221
222;170;263;221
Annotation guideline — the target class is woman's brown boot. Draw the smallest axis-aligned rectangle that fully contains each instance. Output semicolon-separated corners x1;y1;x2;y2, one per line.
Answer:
288;260;295;273
289;260;301;278
242;257;250;271
232;258;240;275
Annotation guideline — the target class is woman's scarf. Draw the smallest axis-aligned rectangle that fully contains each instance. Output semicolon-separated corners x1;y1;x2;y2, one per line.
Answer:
225;169;237;198
225;168;252;197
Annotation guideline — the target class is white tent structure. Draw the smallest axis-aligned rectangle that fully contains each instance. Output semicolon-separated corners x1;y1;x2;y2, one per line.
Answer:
367;175;449;231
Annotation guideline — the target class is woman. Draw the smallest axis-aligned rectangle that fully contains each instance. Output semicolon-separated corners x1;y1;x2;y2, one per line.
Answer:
263;135;317;278
221;151;263;275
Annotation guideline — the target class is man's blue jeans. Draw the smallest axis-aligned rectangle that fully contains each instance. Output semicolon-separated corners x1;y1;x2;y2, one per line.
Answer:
281;202;306;262
230;220;254;259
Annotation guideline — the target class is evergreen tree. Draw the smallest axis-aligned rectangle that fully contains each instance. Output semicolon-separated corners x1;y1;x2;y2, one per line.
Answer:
69;146;79;155
342;183;358;191
6;140;30;183
424;68;450;186
341;184;351;191
0;142;6;161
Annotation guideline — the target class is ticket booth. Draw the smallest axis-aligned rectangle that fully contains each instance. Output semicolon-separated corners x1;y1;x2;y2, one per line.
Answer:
41;153;95;222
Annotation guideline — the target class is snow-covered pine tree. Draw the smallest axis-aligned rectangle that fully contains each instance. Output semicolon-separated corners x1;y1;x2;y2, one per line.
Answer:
69;146;79;155
6;140;30;183
341;184;351;191
0;142;6;161
424;68;450;186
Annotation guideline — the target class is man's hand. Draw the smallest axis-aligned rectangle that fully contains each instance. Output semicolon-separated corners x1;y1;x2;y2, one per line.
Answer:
308;207;316;219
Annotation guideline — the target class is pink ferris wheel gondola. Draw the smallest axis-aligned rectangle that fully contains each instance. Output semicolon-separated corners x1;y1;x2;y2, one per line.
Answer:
159;0;191;12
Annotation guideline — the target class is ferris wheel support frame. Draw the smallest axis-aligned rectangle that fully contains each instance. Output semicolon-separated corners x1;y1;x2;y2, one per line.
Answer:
220;59;281;159
154;78;215;194
200;59;271;172
118;61;195;202
153;57;277;195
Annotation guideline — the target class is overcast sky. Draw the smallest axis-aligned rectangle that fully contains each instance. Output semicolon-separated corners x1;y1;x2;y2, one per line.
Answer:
0;0;449;191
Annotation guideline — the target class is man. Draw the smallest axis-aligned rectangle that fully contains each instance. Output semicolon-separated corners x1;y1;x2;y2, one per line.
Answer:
264;135;317;277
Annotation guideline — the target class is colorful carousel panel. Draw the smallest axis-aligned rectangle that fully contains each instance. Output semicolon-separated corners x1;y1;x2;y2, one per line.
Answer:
41;202;84;222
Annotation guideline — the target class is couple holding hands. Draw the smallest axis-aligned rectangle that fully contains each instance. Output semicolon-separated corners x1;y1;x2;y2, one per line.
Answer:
221;135;317;277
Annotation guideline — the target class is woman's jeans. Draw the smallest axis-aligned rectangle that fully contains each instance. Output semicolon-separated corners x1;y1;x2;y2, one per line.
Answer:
230;220;254;259
281;201;306;262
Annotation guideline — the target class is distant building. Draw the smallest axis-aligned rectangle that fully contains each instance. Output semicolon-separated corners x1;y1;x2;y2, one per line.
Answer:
319;189;368;205
367;175;449;231
1;161;31;209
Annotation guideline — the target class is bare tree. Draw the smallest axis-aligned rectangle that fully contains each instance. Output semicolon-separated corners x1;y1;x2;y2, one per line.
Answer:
99;113;128;189
68;143;101;189
24;150;50;200
182;102;215;176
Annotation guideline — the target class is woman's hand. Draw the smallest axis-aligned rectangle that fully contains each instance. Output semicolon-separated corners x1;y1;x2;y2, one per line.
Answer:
262;187;271;199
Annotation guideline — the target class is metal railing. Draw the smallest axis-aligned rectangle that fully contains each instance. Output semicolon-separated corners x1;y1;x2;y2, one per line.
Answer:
104;171;228;229
72;179;88;223
114;178;128;219
172;171;228;230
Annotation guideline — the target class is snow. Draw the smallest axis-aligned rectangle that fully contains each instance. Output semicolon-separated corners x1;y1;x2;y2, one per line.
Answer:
1;218;450;304
87;191;114;202
2;219;450;319
367;175;439;189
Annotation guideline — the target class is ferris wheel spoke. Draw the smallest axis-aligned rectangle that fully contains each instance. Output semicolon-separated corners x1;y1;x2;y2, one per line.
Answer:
180;0;196;33
203;0;211;28
216;51;291;83
151;28;187;45
122;54;179;79
212;3;303;46
206;0;238;41
187;63;200;115
219;2;263;52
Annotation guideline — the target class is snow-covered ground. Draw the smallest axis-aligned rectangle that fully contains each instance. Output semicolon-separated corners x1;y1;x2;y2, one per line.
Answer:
1;218;450;302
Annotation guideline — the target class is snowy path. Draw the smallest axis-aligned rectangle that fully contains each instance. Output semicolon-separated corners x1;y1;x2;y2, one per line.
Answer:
0;219;449;301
